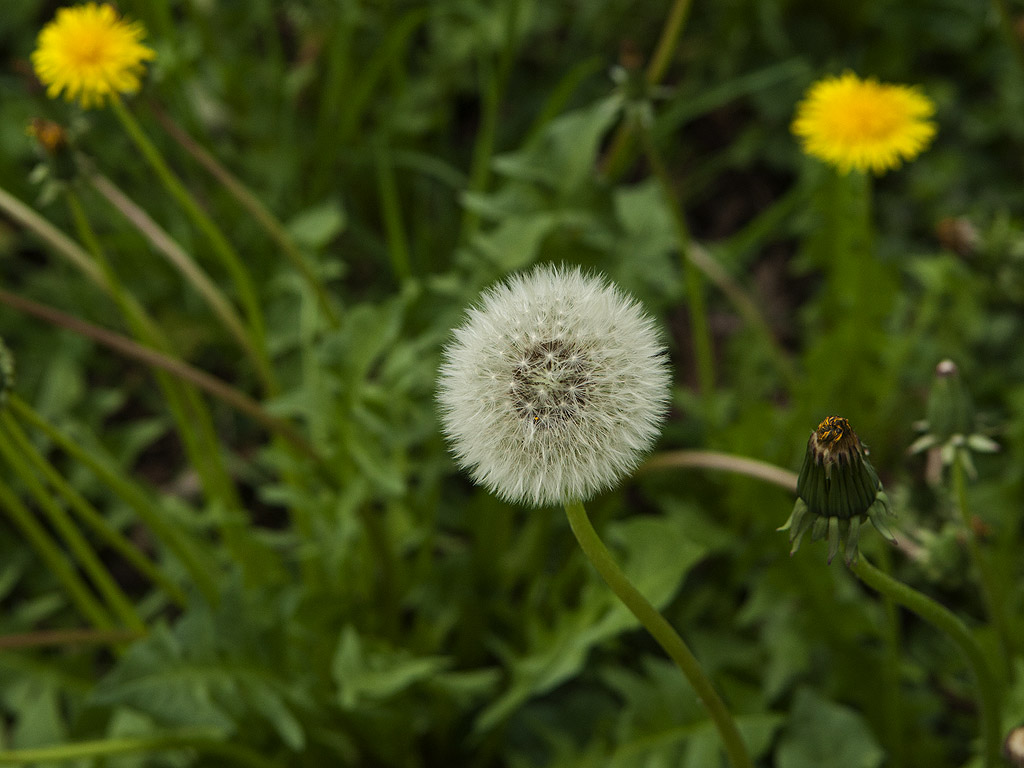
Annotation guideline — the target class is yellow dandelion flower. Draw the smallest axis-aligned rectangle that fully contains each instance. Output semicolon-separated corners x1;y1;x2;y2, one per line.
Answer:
31;3;156;109
791;71;936;175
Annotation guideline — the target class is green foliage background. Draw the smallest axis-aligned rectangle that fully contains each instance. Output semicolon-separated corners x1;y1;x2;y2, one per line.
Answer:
1;0;1024;766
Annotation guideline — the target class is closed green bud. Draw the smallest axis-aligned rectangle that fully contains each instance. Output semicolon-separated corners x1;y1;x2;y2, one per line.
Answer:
909;359;999;480
779;416;895;564
926;360;974;441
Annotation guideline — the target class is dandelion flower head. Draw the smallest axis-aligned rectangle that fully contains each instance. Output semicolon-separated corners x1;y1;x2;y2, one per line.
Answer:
791;71;936;175
32;3;156;109
437;264;671;507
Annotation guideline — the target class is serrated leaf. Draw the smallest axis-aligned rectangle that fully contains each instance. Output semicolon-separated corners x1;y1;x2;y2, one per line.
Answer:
332;626;452;710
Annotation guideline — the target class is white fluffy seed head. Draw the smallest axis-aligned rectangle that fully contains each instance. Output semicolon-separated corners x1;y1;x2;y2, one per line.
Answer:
437;264;671;507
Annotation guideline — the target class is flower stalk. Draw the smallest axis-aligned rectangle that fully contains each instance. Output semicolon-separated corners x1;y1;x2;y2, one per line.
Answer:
564;499;753;768
848;554;1002;768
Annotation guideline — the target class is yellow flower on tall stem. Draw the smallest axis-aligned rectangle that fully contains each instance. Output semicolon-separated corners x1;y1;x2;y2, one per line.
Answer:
31;3;156;109
792;71;936;175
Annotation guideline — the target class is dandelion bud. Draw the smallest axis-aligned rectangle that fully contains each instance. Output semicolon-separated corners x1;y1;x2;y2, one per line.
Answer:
909;359;999;479
0;337;14;409
437;264;671;507
779;416;895;564
927;359;974;441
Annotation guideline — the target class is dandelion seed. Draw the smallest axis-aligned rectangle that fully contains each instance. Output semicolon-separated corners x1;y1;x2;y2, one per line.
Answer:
791;71;936;175
31;3;156;109
437;265;671;506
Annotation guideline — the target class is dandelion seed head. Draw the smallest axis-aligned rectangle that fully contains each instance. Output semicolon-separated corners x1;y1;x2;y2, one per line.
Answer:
437;264;671;506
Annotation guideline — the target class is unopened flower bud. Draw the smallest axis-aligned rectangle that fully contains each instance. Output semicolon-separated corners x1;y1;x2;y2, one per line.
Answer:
779;416;895;564
909;359;999;479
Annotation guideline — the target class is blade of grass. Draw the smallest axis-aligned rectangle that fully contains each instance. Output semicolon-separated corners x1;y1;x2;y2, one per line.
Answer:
109;96;276;394
1;183;242;518
150;107;340;328
86;173;268;372
0;476;113;631
0;289;320;464
0;415;145;633
2;408;186;608
9;394;219;605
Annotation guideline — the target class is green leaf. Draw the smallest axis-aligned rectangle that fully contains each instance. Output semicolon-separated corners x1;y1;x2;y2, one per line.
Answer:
332;625;452;710
776;688;884;768
491;96;622;197
91;592;309;752
286;200;347;250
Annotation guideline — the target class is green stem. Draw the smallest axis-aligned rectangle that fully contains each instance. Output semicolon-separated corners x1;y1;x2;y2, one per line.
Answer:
0;415;145;633
952;453;1013;669
0;732;278;768
375;145;413;283
0;476;113;631
848;555;1002;768
874;543;906;768
9;395;220;605
0;185;104;284
150;106;340;327
109;96;276;394
601;0;695;180
640;129;715;398
2;408;186;608
564;500;753;768
459;55;502;243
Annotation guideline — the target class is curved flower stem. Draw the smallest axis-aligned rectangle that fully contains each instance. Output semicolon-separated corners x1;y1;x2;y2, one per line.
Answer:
564;500;753;768
952;454;1013;668
642;449;798;492
848;555;1002;768
0;732;277;768
109;96;276;394
0;185;104;283
650;447;1005;766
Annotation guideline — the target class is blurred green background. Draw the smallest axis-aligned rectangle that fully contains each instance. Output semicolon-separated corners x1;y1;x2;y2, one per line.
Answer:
1;1;1024;766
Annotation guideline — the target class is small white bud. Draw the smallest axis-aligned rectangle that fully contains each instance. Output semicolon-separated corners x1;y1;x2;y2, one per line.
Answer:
437;264;671;506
